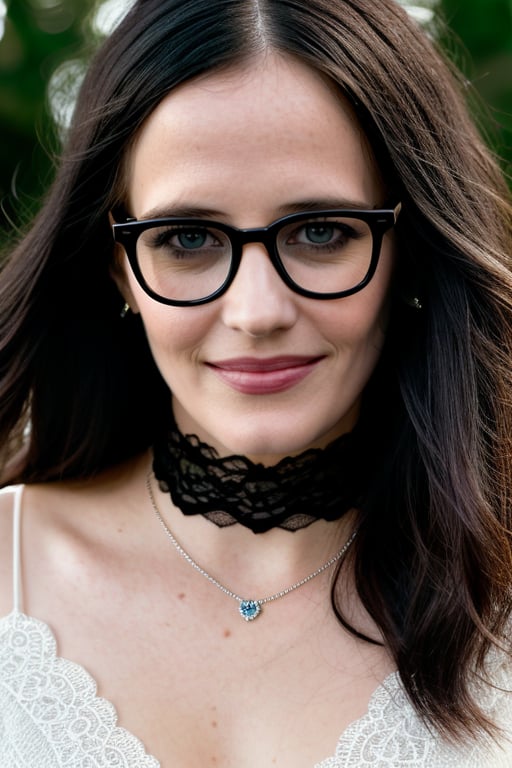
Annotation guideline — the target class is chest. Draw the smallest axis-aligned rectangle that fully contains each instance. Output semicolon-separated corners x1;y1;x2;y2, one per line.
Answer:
5;609;511;768
4;511;511;768
109;619;392;764
18;563;393;768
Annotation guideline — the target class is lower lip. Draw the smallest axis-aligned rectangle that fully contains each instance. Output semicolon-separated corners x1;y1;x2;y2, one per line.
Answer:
207;359;322;395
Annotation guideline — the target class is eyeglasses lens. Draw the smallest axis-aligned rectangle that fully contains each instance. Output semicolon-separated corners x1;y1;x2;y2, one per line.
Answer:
277;216;373;295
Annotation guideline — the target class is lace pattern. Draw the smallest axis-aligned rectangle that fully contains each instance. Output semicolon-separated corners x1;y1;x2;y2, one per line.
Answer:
316;654;512;768
0;611;159;767
153;421;364;533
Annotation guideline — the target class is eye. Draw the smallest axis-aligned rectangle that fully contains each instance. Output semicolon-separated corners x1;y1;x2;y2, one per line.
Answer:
178;229;212;249
283;219;357;251
151;226;221;251
302;223;337;245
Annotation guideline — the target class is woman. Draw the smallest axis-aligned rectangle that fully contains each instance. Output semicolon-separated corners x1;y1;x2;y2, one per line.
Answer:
1;0;512;765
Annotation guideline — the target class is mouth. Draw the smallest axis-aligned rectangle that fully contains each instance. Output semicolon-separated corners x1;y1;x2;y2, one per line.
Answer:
206;356;324;394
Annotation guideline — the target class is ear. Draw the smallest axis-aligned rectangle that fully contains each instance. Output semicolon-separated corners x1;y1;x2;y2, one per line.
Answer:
108;211;140;314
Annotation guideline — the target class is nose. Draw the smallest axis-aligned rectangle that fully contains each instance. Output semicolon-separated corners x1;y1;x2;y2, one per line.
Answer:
220;243;298;337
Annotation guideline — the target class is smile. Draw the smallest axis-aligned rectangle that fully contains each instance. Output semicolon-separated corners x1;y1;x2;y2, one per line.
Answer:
206;356;324;395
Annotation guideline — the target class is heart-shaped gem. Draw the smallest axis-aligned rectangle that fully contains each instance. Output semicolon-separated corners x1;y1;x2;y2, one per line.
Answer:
239;600;262;621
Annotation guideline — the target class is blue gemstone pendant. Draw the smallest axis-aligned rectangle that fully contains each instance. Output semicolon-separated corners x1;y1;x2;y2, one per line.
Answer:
239;600;262;621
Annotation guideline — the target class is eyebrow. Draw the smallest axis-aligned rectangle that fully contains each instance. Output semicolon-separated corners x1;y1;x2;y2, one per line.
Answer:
140;204;226;220
138;197;377;221
275;198;377;215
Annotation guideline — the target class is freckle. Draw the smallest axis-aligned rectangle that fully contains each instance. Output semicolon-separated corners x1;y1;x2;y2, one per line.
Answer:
178;593;186;600
223;628;231;638
117;528;123;533
211;720;218;728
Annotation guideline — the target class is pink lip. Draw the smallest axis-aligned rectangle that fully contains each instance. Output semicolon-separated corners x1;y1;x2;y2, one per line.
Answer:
206;356;323;394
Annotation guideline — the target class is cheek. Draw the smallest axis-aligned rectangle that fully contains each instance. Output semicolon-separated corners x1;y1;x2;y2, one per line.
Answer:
357;245;396;343
319;274;394;387
325;307;388;359
133;288;215;367
325;278;394;353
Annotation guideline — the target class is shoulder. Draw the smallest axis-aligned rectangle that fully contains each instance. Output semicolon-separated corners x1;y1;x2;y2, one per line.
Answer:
0;453;150;620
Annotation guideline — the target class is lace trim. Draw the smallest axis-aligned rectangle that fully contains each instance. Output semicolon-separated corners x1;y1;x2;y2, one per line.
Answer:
153;420;364;533
0;611;159;767
315;651;512;767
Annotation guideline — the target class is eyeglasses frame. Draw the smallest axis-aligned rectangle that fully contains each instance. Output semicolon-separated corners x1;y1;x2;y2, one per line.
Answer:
111;203;401;306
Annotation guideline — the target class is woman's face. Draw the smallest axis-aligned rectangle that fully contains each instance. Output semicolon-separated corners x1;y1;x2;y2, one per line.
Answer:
114;54;395;464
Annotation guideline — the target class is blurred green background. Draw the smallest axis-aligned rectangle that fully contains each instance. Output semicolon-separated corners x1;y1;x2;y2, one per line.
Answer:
0;0;511;238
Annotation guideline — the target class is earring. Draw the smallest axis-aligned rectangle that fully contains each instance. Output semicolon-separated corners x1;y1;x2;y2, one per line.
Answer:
120;302;131;318
404;296;423;310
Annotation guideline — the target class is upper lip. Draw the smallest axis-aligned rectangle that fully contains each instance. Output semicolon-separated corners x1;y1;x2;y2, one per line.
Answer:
207;356;323;372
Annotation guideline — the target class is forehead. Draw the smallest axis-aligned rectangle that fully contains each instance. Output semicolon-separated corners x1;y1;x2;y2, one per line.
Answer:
123;53;385;220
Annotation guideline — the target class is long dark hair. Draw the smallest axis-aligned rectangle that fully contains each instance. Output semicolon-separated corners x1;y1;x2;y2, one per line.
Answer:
1;0;512;741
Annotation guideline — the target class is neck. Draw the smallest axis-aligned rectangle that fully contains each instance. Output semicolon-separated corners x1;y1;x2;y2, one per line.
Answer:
149;473;357;596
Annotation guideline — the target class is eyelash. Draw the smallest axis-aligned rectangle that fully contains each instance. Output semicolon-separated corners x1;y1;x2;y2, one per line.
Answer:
149;229;222;250
285;223;360;247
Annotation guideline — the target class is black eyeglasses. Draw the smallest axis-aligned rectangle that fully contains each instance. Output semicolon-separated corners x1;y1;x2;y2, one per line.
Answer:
112;203;401;306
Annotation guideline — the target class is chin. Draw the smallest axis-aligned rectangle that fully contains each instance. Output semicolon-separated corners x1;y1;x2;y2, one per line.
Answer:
210;425;338;464
174;400;358;463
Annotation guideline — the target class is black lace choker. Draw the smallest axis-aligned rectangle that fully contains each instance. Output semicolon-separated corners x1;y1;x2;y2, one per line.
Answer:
152;419;364;534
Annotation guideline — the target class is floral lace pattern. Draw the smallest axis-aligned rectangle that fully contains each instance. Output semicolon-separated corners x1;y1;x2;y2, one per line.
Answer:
0;611;159;767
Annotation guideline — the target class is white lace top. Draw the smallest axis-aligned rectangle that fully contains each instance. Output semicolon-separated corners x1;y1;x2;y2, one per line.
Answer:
1;486;512;767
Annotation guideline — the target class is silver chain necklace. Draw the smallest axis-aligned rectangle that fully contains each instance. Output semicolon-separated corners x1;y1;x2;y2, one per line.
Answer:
146;473;357;621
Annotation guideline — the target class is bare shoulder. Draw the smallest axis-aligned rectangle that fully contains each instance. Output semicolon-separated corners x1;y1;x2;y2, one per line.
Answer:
0;453;150;620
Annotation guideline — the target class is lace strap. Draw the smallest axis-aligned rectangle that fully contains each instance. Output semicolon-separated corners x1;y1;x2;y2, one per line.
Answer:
12;485;24;613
